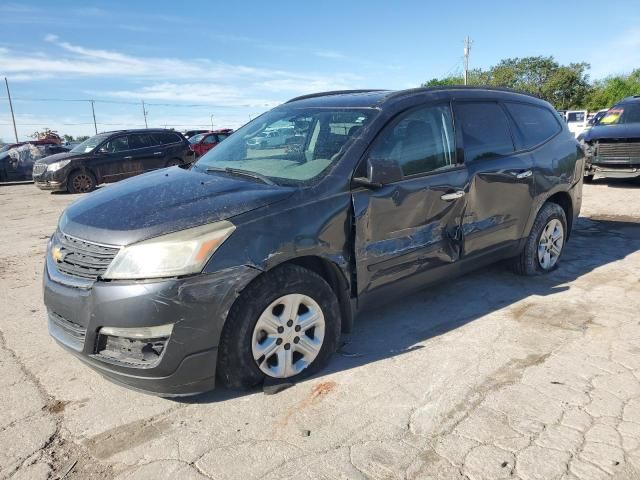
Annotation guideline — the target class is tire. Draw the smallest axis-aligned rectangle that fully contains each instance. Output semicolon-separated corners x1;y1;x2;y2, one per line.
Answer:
217;264;341;389
511;202;567;276
67;170;97;194
166;158;182;168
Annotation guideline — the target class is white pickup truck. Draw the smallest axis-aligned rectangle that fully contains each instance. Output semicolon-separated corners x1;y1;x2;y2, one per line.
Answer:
565;110;588;138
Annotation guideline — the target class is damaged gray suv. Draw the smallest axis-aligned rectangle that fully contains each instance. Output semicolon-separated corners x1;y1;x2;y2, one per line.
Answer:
44;88;584;395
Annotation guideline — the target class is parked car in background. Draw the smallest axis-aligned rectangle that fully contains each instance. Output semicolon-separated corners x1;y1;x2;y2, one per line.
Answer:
183;129;209;139
188;129;233;157
42;87;583;395
566;110;589;138
32;129;192;193
246;128;293;148
580;96;640;181
0;142;69;182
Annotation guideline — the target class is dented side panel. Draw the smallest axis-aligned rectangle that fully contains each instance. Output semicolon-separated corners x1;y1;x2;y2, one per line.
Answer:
352;167;469;295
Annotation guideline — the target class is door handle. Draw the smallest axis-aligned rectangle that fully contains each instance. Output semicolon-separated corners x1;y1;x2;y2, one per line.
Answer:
154;152;163;156
515;170;533;179
123;156;133;160
440;190;465;201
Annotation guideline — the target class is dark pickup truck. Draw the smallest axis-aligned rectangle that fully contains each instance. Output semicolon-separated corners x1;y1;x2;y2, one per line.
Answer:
580;96;640;180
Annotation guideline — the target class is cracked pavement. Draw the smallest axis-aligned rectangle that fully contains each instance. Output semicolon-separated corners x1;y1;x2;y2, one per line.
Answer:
1;180;640;479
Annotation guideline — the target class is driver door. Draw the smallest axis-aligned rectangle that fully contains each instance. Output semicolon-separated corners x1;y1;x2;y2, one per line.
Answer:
352;103;470;296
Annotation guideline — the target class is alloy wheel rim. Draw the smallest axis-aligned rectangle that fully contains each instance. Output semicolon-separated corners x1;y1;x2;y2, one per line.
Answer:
537;218;564;270
251;293;325;379
72;174;92;193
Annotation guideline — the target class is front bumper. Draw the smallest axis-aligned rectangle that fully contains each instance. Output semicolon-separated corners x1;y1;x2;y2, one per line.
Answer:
43;255;260;396
34;180;66;191
33;169;68;191
587;156;640;179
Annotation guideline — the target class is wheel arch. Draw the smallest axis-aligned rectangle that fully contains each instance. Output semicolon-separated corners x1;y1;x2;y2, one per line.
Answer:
546;191;574;239
67;165;100;186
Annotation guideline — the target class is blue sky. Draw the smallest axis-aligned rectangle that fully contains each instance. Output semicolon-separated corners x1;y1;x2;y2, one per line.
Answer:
1;0;639;141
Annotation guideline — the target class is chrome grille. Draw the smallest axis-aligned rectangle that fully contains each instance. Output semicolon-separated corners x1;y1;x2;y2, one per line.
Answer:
53;231;120;280
597;142;640;159
33;163;47;175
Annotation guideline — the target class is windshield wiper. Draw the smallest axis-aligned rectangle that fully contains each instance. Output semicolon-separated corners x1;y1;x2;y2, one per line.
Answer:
205;167;275;185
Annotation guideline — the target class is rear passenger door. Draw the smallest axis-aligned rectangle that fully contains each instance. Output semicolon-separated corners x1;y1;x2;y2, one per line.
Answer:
128;133;163;172
453;101;535;258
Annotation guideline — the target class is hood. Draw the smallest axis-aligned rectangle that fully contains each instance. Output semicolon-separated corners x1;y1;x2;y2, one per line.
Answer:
60;167;295;245
582;123;640;142
35;151;83;165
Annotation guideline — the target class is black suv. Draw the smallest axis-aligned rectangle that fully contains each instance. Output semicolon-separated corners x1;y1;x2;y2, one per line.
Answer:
580;96;640;180
33;129;192;193
43;88;583;395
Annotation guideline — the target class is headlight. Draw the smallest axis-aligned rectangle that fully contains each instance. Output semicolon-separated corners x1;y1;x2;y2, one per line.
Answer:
103;221;235;280
47;159;71;172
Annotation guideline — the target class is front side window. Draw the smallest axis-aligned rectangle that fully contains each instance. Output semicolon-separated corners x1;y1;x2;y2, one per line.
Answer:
369;104;456;177
203;134;217;145
194;107;375;184
104;136;129;153
505;103;561;149
455;102;514;162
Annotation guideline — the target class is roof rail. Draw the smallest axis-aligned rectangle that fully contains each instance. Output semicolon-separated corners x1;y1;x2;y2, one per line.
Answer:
285;89;387;104
386;85;540;100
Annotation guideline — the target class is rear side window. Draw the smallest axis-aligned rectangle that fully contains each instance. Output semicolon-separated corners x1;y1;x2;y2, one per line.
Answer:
203;134;217;144
455;102;514;162
505;103;561;149
155;132;182;145
369;104;456;177
128;134;159;149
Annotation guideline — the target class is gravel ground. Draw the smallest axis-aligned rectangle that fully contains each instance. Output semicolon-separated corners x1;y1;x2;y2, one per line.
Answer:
1;179;640;480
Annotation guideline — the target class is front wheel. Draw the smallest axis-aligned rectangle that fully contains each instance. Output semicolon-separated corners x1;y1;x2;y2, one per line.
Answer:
67;170;96;194
511;202;567;275
217;264;341;389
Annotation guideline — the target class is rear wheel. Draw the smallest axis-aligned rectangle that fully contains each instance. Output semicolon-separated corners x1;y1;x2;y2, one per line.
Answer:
217;264;341;389
67;170;96;194
512;202;567;275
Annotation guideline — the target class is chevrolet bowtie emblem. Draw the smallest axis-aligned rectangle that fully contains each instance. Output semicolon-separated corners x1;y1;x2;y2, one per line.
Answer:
51;246;64;263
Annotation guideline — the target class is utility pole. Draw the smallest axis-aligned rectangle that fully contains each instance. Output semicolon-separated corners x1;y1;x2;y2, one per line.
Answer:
90;100;98;135
141;100;148;128
210;114;214;130
463;36;473;86
4;77;19;142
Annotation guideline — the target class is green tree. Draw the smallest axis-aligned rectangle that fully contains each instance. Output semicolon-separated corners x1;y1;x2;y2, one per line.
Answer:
423;56;592;109
584;69;640;110
63;134;74;143
75;135;90;142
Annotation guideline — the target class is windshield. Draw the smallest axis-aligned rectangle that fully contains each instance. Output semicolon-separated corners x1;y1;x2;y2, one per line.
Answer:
194;107;375;184
599;104;640;125
0;145;13;153
71;134;110;153
189;133;206;144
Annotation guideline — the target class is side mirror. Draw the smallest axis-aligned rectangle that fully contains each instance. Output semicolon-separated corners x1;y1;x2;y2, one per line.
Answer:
352;157;403;189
